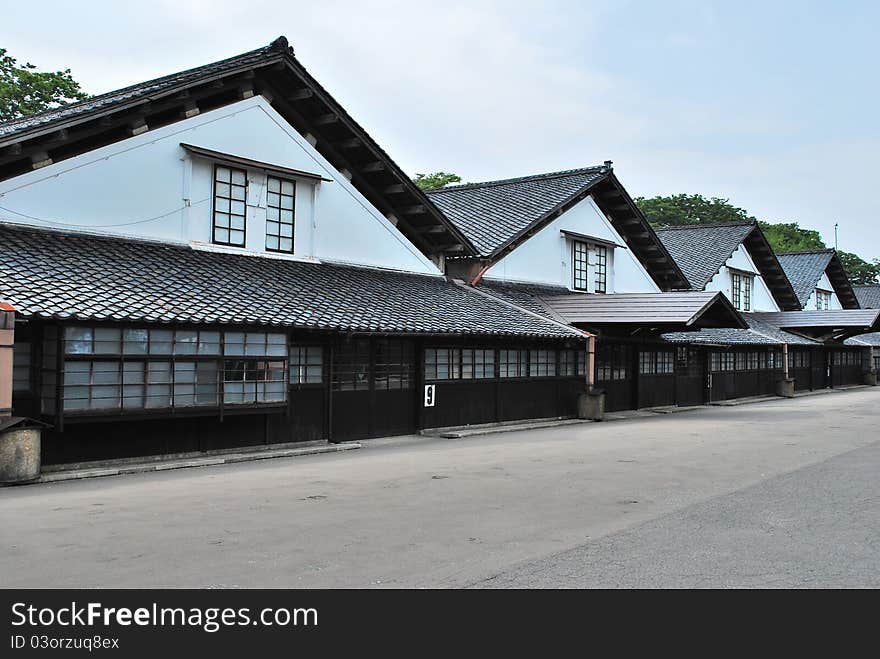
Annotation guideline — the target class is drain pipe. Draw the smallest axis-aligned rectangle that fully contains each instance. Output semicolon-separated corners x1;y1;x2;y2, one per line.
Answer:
777;342;795;398
0;302;13;418
579;331;604;421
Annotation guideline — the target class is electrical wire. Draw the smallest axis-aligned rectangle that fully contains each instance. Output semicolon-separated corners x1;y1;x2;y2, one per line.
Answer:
0;197;211;229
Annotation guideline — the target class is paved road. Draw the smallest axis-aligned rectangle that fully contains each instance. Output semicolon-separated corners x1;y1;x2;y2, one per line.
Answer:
1;388;878;588
474;440;880;588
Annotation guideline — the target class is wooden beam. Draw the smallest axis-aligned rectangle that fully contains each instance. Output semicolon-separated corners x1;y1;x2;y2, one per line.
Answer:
335;137;361;149
400;205;427;215
384;183;406;194
314;113;339;126
417;225;447;234
289;88;314;100
361;161;385;173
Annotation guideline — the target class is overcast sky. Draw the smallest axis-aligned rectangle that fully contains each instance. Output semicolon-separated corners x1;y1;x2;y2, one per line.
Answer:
5;0;879;259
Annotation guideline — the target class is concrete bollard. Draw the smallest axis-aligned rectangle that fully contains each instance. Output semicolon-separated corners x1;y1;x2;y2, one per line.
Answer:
776;378;796;398
0;425;41;485
578;389;606;421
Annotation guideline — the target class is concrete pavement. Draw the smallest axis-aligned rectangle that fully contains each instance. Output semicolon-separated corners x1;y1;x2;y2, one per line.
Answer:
0;387;877;588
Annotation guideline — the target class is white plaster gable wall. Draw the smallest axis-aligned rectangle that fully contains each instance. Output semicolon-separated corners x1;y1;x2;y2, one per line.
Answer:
0;96;439;276
704;244;780;312
805;271;843;310
483;196;660;293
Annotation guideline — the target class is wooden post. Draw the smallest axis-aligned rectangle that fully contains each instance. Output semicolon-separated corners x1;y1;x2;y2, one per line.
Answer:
0;302;14;417
782;343;790;379
585;333;596;390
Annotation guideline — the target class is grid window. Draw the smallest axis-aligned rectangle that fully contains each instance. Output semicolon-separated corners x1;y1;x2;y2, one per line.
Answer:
213;166;247;247
333;340;371;391
499;350;527;378
12;340;31;392
58;326;286;412
374;340;413;391
710;352;720;372
748;351;760;370
572;240;589;291
594;245;607;294
290;346;323;384
529;349;557;377
223;359;286;404
816;290;832;310
424;348;461;381
223;332;287;357
731;273;754;311
64;327;222;356
639;352;655;375
563;349;589;377
722;353;735;371
266;177;295;253
735;352;748;371
656;351;674;374
462;349;495;379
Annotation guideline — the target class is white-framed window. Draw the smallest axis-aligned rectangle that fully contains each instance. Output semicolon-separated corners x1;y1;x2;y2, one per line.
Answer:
212;165;247;247
266;177;295;253
816;289;832;310
731;272;754;311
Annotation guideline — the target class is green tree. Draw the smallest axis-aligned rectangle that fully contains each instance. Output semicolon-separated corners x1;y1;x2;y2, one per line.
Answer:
413;172;461;191
635;193;756;227
758;221;826;253
0;48;88;122
837;251;880;285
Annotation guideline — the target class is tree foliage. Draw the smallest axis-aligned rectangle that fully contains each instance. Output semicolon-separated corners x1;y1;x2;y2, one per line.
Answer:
0;48;89;122
413;171;461;191
636;193;880;285
634;193;756;227
757;221;826;253
837;251;880;285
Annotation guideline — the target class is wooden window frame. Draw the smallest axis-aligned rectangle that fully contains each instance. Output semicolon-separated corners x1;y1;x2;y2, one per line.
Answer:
265;176;296;254
572;240;589;291
594;244;608;294
212;164;248;248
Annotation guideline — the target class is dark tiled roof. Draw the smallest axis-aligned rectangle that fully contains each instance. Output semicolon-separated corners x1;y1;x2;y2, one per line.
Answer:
0;224;578;339
654;222;755;290
540;291;745;327
0;44;278;140
776;251;835;308
854;285;880;309
426;167;608;256
662;315;819;346
476;280;573;319
752;309;880;330
846;332;880;347
0;37;475;258
476;280;745;329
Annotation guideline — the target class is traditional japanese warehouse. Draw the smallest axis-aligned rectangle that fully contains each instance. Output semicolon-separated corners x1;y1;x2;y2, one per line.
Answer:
0;37;878;468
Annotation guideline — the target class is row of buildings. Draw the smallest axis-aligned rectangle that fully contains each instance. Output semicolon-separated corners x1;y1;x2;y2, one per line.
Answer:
1;37;878;466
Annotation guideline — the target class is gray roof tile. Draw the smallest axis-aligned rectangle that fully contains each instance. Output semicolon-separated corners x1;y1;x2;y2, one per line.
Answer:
854;285;880;309
0;224;578;339
776;251;836;308
654;222;755;290
426;168;607;256
661;315;819;346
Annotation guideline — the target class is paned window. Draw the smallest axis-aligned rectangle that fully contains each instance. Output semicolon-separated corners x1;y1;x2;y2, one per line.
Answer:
266;177;295;253
572;240;589;291
499;349;528;378
594;245;607;294
289;346;323;384
529;349;557;377
213;166;247;247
